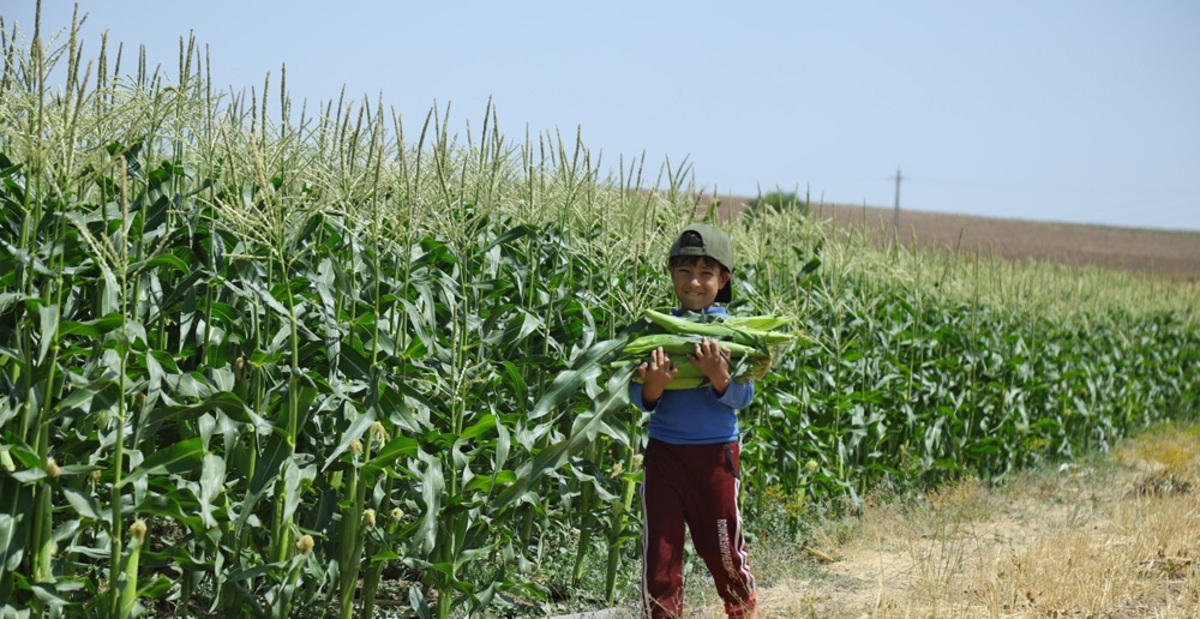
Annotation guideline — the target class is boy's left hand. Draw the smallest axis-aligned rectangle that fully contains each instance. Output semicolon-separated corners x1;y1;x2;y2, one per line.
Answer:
688;338;732;392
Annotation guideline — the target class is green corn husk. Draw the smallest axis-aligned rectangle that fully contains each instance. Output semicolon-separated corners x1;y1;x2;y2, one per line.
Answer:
644;310;797;347
620;310;798;390
643;310;742;339
621;333;760;358
722;315;794;331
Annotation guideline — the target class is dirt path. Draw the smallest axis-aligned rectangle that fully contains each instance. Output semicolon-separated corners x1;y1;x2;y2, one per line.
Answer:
550;429;1199;618
745;431;1200;618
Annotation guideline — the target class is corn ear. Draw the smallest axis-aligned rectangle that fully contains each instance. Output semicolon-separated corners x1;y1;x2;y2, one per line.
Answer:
629;353;708;389
622;309;794;389
643;310;742;339
643;309;799;350
621;333;759;358
723;315;794;331
119;520;147;618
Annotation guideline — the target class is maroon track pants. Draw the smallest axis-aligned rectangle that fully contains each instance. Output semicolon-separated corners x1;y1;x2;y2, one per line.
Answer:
640;439;756;619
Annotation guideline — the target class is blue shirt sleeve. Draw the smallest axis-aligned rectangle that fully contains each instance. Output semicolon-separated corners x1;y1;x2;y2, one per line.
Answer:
629;380;653;412
715;379;754;410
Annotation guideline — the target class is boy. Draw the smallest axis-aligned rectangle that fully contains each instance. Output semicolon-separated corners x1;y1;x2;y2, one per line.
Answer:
630;223;757;619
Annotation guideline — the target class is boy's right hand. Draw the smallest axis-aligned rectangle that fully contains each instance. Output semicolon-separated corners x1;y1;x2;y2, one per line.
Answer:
637;346;677;409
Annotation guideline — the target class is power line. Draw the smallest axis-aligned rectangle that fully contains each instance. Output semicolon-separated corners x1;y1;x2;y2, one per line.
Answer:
891;167;906;248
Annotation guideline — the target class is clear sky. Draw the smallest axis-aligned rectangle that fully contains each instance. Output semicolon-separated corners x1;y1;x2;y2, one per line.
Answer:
5;1;1200;231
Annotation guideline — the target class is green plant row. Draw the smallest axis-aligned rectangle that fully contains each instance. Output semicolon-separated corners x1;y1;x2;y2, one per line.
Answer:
739;288;1199;531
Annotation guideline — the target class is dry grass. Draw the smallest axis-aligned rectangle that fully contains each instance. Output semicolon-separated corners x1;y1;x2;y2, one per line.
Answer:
663;423;1200;618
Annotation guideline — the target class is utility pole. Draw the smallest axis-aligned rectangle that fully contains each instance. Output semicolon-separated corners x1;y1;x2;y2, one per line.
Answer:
891;167;905;248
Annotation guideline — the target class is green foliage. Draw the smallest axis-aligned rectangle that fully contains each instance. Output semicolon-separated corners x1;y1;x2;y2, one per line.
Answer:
0;13;1197;619
746;190;809;219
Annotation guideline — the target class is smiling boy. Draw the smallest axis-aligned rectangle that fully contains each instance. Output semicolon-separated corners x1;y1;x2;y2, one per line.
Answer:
629;223;757;619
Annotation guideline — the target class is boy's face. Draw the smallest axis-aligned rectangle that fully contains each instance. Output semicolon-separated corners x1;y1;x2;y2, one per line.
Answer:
669;258;730;311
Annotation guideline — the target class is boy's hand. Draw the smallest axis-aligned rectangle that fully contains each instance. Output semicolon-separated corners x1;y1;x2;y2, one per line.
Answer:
688;338;732;395
637;346;677;408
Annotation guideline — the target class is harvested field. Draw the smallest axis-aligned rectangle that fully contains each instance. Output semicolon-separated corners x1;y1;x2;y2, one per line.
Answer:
699;194;1200;279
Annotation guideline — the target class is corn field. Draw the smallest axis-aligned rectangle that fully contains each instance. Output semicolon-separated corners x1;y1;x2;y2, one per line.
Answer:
1;13;1197;619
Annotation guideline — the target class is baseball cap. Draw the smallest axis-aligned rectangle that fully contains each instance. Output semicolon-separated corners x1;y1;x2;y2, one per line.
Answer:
668;223;734;303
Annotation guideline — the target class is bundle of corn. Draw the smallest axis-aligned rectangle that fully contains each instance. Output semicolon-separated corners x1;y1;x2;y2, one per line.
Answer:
618;310;800;389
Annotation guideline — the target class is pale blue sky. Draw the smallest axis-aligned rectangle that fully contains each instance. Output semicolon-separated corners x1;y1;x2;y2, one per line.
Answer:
6;1;1199;231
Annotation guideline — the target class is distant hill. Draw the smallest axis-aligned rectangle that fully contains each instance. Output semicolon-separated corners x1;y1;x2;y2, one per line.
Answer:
697;194;1199;279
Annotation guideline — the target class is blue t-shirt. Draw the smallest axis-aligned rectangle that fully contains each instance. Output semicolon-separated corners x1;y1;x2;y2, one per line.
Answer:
628;306;755;445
